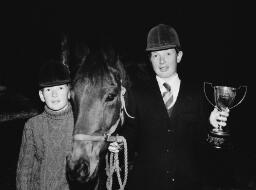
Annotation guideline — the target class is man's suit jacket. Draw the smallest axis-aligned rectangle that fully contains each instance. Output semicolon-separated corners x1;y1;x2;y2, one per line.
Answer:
118;75;211;190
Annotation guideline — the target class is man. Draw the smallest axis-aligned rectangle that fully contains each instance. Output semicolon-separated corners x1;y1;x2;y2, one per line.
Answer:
109;24;229;190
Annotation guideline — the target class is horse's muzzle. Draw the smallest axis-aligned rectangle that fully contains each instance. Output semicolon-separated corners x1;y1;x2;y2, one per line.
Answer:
66;154;90;183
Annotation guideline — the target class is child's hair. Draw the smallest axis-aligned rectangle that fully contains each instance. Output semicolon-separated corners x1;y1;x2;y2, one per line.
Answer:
38;60;71;88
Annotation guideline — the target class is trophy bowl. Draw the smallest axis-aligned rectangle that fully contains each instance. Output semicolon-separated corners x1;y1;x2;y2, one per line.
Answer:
204;82;247;149
213;86;236;136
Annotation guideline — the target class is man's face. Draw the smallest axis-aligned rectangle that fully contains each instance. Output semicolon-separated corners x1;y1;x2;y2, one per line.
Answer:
150;48;183;78
39;84;70;111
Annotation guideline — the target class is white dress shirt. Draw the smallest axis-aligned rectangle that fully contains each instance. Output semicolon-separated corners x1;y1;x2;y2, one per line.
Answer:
156;73;181;108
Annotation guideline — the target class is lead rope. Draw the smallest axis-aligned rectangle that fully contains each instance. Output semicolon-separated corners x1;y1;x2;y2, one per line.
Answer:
105;85;133;190
105;136;128;190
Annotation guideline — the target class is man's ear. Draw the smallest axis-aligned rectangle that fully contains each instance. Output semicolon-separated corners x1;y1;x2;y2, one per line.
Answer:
39;90;45;102
177;51;183;63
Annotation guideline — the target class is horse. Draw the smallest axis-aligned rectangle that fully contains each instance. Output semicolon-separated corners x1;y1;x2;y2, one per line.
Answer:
66;48;132;190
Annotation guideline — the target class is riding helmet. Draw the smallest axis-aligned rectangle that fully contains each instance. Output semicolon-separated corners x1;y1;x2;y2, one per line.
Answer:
38;60;71;88
146;24;181;51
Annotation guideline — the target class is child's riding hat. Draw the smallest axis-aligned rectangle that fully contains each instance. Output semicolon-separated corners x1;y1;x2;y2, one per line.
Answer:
38;60;71;88
146;24;181;51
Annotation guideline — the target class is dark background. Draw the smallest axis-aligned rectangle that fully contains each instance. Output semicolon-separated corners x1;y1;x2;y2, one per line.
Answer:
2;0;252;119
2;0;247;92
1;1;255;189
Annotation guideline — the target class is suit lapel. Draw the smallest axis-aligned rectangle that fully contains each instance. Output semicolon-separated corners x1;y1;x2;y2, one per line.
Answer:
144;77;193;122
171;81;193;120
146;77;173;121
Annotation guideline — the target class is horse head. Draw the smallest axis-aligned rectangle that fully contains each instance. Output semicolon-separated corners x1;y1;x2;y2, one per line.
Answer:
66;48;129;188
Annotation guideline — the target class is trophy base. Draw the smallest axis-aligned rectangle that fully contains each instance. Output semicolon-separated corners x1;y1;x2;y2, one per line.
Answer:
207;133;233;150
210;130;230;137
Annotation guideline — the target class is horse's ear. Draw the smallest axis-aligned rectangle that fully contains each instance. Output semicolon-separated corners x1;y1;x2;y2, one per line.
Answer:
101;47;116;65
116;57;125;79
61;34;70;74
75;42;90;66
116;57;131;89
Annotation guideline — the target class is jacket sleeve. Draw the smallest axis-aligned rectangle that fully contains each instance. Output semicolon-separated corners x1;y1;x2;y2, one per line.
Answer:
16;120;37;190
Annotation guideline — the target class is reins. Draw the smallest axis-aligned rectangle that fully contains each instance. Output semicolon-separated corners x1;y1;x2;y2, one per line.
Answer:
73;85;134;190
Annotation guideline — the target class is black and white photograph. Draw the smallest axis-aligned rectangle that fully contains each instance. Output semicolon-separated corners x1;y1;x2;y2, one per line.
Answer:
1;1;254;190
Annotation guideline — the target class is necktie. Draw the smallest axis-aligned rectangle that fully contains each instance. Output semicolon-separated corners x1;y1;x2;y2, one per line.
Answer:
162;82;173;110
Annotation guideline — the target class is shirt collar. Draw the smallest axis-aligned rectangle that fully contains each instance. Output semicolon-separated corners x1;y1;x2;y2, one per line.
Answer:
156;73;179;88
156;73;181;99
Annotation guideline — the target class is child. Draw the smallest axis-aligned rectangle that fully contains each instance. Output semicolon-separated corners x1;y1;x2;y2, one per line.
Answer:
16;60;74;190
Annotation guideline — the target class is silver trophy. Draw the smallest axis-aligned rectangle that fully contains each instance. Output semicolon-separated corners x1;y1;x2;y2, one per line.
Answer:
204;82;247;149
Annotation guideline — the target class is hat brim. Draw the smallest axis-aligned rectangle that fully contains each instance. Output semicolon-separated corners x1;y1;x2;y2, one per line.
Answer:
146;44;178;51
39;79;70;88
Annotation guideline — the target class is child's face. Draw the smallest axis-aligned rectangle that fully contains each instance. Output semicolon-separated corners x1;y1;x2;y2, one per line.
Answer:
39;84;70;111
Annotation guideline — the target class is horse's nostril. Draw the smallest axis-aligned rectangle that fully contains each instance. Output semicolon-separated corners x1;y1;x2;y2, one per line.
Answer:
73;158;90;182
78;159;89;175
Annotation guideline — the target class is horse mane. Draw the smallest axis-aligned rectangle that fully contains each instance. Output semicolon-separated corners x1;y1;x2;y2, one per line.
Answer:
72;47;130;90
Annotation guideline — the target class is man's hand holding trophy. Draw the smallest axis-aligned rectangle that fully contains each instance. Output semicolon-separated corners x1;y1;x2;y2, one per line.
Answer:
205;83;247;149
210;107;230;134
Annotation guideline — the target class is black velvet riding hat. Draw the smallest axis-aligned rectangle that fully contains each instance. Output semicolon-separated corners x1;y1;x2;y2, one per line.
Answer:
38;60;71;88
146;24;181;51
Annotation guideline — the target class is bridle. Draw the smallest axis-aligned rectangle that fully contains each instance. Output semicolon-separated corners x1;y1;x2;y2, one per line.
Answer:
72;85;134;190
73;85;134;142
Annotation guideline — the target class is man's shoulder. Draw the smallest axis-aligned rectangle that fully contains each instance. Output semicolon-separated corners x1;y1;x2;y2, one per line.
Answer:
181;78;203;89
129;80;153;96
179;79;206;99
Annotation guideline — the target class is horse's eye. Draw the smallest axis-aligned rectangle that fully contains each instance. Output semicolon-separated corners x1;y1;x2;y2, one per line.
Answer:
106;93;116;102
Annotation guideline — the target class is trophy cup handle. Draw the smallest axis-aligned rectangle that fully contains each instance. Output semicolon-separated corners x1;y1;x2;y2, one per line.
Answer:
229;85;248;109
203;82;215;107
